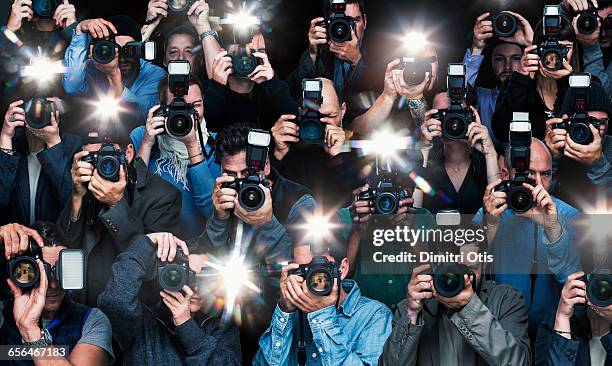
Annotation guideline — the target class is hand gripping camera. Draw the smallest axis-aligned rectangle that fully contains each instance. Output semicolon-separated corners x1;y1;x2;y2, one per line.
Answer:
221;129;271;211
289;256;340;296
81;142;128;182
431;63;474;140
580;270;612;307
358;158;409;215
24;97;55;129
491;12;518;37
554;73;602;145
318;0;356;43
154;61;196;138
91;36;156;65
576;1;599;35
6;239;84;292
427;262;475;298
397;56;433;86
158;249;195;292
297;79;325;144
533;5;568;72
494;113;535;213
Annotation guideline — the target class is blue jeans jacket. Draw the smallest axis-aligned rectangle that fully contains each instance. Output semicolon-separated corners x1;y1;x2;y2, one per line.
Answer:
253;280;392;366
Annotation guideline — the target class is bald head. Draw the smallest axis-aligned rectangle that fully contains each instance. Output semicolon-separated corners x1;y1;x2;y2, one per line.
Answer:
312;77;345;127
503;137;553;190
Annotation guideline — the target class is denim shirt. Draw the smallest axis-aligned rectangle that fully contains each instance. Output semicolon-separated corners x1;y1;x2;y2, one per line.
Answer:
472;196;581;336
253;280;392;366
62;33;166;122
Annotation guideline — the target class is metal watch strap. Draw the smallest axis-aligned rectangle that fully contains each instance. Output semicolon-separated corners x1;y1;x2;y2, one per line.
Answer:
199;30;218;41
408;97;425;109
22;328;53;347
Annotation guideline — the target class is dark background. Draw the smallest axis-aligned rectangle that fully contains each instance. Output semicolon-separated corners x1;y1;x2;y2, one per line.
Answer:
1;0;562;80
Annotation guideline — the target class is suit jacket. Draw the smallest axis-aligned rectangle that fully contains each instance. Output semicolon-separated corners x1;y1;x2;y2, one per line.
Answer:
0;130;81;225
57;158;182;306
379;280;531;366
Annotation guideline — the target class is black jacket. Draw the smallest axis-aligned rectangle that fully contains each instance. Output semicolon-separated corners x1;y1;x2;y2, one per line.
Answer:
57;158;182;306
0;130;81;225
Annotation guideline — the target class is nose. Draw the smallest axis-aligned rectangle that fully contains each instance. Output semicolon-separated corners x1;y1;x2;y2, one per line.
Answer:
534;172;543;186
49;276;59;289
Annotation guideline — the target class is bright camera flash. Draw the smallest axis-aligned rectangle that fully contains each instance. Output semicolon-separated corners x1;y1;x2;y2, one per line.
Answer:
403;32;428;53
95;96;120;121
22;57;68;86
366;130;407;158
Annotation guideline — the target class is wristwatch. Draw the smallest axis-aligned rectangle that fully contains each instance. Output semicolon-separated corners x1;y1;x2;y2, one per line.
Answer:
199;30;218;42
407;97;425;110
22;328;53;348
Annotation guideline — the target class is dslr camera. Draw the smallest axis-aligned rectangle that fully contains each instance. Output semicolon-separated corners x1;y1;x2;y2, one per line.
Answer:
221;129;271;211
396;56;433;86
5;239;84;292
319;0;356;43
24;97;55;129
491;12;518;37
580;270;612;307
533;5;568;71
154;61;196;138
554;73;602;145
158;249;195;292
576;2;599;35
289;256;340;296
81;142;128;182
91;37;156;65
32;0;60;19
297;79;325;144
431;63;474;140
427;262;475;298
358;161;409;215
494;113;536;213
223;11;263;78
167;0;196;14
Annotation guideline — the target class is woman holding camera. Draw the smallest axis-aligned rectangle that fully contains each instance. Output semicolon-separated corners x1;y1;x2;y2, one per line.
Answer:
492;12;582;143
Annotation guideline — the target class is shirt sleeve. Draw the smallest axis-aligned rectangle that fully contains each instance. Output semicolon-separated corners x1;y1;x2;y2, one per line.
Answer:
62;33;91;95
463;48;484;86
187;157;220;219
253;305;297;366
582;43;612;101
77;308;115;363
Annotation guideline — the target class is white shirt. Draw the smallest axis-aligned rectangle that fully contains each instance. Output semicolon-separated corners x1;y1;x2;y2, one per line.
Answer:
590;333;609;366
27;152;42;225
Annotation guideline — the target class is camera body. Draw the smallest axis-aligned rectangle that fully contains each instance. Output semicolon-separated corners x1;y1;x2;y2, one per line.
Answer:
576;7;599;35
33;0;60;19
232;50;262;78
358;170;409;215
120;41;156;61
432;63;474;140
492;12;518;37
154;61;195;137
80;143;128;182
494;173;536;213
158;249;195;292
298;79;325;143
533;5;568;71
580;270;612;307
398;57;432;86
167;0;196;14
319;0;356;43
427;262;474;298
24;97;55;129
553;73;599;145
289;256;340;296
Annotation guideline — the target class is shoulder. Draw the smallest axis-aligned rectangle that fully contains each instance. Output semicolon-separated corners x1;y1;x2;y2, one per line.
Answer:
130;126;145;144
357;295;393;321
83;308;112;330
141;61;167;78
59;133;83;148
552;196;578;216
483;280;527;309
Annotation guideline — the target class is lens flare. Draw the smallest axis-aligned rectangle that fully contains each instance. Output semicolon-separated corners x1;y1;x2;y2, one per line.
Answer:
351;129;412;158
94;96;122;121
403;32;428;53
296;211;342;246
22;57;67;86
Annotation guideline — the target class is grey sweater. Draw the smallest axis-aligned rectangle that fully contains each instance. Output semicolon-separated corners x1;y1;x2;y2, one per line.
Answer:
98;235;242;366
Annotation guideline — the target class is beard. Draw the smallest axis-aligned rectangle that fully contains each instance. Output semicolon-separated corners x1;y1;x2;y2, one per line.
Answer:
119;57;141;83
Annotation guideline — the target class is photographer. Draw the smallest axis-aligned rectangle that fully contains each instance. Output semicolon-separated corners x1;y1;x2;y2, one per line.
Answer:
97;233;241;365
253;244;392;365
379;242;530;365
415;91;500;215
350;45;439;137
561;0;612;100
271;77;361;207
288;0;370;102
162;26;205;79
492;10;582;142
57;131;181;306
131;73;220;239
62;15;166;123
544;76;611;210
0;98;81;226
474;137;581;338
0;222;114;365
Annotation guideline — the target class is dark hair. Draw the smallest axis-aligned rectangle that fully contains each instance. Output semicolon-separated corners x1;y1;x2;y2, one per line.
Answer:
163;25;204;74
214;123;256;162
158;73;204;105
346;0;366;15
533;15;582;72
475;42;525;89
30;222;66;247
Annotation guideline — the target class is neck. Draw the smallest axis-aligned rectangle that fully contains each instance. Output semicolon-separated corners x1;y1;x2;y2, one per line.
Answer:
538;76;557;93
34;20;56;32
41;309;57;322
588;308;612;337
336;283;348;307
444;141;471;165
228;76;254;94
26;132;45;153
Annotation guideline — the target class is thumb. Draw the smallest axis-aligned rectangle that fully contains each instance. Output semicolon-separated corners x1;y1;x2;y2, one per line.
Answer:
591;124;602;142
7;278;23;298
119;165;127;181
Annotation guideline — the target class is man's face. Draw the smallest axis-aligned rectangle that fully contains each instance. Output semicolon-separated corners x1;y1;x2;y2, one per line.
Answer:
598;7;612;48
165;34;198;70
345;3;366;43
116;35;139;78
42;246;67;314
293;246;348;281
492;43;522;83
186;254;208;313
318;79;344;127
508;139;553;190
220;151;271;179
164;83;204;120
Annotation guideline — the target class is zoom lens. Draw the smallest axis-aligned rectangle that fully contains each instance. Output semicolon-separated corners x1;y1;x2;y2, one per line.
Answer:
98;156;119;181
493;13;518;37
542;50;563;71
443;115;468;140
569;123;593;145
233;54;258;78
588;274;612;307
577;13;598;34
167;113;193;137
168;0;190;13
93;41;116;64
434;272;464;298
508;187;533;213
329;19;351;43
375;192;398;214
307;270;332;296
402;63;428;86
10;257;40;288
299;119;324;143
240;184;265;211
33;0;56;18
159;265;186;292
24;98;52;129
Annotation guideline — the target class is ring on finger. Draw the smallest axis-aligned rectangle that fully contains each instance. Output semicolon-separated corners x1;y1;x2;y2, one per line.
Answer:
427;125;434;133
9;114;17;122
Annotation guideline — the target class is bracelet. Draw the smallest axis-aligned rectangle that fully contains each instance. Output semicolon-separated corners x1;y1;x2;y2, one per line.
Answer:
199;29;218;42
0;147;16;155
188;152;203;160
554;329;573;336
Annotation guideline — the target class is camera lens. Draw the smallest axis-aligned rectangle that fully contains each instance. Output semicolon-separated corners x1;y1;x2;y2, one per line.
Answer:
159;265;186;292
509;186;533;213
402;63;428;86
375;192;398;214
443;115;468;140
25;98;52;129
307;269;332;296
167;113;193;137
10;257;40;288
577;13;598;34
434;272;464;298
169;0;190;12
233;54;258;78
240;184;265;211
542;50;563;71
569;123;593;145
299;119;325;143
33;0;56;18
588;274;612;307
329;19;351;43
98;156;119;181
93;41;116;65
493;13;518;37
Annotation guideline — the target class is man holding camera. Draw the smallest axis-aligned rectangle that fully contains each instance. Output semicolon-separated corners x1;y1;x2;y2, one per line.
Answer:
379;242;531;365
253;243;392;365
0;222;114;365
57;131;182;306
475;136;581;339
97;232;241;365
62;14;166;123
0;98;81;226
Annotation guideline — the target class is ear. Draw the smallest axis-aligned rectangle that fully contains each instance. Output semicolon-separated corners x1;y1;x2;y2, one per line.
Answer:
363;14;367;30
339;257;349;280
340;102;346;123
264;155;271;176
125;143;135;163
498;155;509;180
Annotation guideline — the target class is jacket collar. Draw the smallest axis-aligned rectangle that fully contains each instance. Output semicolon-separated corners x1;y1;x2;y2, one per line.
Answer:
337;279;361;317
134;158;150;190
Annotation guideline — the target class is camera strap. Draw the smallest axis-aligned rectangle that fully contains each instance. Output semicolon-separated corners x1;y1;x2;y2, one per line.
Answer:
143;14;161;25
194;112;215;160
297;310;307;366
529;223;539;310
